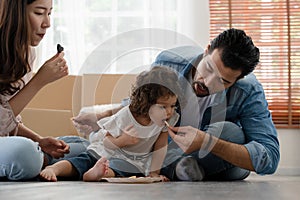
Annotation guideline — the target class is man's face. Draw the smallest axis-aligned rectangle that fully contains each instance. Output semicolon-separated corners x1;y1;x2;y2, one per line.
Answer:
192;49;242;97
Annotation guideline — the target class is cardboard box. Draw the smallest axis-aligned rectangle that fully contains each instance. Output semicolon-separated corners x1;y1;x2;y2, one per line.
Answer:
21;74;136;137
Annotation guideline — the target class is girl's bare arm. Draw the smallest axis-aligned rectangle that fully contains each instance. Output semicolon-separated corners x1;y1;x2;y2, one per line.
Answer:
149;131;168;176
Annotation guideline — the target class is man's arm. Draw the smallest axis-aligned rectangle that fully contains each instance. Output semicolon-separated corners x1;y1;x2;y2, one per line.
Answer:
235;76;280;174
72;104;124;135
167;126;255;171
96;105;124;120
210;135;254;171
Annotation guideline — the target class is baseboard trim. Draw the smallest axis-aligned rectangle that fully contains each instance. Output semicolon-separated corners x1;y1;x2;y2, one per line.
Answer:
275;168;300;176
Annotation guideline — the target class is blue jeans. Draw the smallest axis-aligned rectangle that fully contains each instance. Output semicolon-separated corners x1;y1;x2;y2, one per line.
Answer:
0;136;44;180
161;121;250;181
46;136;90;165
67;153;145;180
109;158;145;177
0;135;89;181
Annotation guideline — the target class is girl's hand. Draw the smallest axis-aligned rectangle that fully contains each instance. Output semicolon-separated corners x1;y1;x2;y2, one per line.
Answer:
118;125;139;146
148;173;169;182
103;125;139;149
34;52;68;86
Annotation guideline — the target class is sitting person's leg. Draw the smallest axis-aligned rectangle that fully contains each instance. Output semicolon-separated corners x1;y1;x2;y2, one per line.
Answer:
45;135;90;165
160;145;185;180
205;165;250;181
164;121;250;181
40;151;96;181
191;121;250;181
83;157;110;181
84;157;148;181
0;136;44;180
108;158;145;177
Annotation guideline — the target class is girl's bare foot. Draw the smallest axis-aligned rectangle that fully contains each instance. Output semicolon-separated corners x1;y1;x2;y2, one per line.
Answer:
83;157;109;182
40;167;58;182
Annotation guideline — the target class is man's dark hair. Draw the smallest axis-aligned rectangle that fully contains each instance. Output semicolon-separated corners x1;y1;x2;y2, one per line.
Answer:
209;28;260;79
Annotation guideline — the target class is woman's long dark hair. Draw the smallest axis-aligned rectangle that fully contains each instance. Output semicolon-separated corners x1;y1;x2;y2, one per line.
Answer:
0;0;36;95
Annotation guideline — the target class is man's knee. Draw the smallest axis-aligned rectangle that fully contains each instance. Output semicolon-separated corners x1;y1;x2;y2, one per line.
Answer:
204;121;245;144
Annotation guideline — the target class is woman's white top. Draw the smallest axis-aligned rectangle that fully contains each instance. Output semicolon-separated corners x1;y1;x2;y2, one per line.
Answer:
0;48;35;136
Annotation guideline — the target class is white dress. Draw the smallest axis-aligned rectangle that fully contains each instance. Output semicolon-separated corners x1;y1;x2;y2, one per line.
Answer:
87;105;179;175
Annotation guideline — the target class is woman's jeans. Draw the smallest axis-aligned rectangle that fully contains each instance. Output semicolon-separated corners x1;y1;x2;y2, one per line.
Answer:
161;121;250;181
0;136;89;180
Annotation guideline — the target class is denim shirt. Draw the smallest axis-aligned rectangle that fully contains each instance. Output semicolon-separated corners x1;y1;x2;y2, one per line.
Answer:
152;46;280;175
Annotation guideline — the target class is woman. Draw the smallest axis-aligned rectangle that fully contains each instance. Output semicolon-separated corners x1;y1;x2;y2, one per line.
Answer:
0;0;88;181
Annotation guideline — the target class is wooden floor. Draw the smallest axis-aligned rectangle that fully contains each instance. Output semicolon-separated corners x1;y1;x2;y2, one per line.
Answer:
0;174;299;200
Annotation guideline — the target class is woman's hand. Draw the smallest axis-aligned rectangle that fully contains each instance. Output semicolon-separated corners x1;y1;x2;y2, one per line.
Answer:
34;52;68;86
38;137;70;158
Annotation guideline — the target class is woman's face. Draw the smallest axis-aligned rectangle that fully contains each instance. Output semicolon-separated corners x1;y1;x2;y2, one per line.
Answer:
27;0;53;46
149;95;178;127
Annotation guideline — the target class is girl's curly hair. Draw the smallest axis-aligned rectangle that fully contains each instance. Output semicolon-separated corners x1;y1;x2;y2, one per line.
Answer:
129;66;184;116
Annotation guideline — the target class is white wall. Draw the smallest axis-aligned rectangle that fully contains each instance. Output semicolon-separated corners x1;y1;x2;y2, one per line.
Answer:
276;129;300;176
177;0;210;48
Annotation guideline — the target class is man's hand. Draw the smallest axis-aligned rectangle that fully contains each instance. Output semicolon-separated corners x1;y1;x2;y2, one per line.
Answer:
72;112;100;136
38;137;70;158
167;125;205;154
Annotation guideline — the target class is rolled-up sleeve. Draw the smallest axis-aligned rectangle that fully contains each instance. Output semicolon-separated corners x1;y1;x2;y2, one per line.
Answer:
0;95;18;136
245;139;279;174
239;81;280;175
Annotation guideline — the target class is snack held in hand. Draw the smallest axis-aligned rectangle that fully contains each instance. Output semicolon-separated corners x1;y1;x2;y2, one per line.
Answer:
57;44;64;53
164;120;171;127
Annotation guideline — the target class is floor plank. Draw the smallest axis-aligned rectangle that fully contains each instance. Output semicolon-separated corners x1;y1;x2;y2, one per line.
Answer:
0;174;299;200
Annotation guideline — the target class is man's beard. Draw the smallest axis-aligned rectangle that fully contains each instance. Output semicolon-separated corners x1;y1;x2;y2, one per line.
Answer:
192;81;210;97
